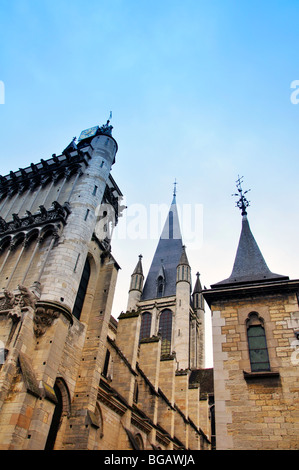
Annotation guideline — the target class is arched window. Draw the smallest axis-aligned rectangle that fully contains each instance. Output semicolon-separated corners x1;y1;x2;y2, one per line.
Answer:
44;383;63;450
133;381;139;404
157;276;164;297
159;309;172;356
140;312;152;340
246;312;270;372
135;433;144;450
72;257;91;320
44;378;71;450
102;349;110;378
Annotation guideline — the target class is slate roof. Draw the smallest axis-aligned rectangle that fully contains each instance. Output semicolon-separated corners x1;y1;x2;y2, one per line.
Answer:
211;215;288;288
141;196;183;300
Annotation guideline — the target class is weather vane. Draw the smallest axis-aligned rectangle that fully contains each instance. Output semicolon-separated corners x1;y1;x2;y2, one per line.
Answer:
232;175;251;216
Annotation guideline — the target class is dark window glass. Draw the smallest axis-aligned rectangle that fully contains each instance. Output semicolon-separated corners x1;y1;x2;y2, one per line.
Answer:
159;309;172;355
157;276;164;297
247;325;270;372
102;349;110;377
44;383;63;450
140;312;151;340
72;258;91;320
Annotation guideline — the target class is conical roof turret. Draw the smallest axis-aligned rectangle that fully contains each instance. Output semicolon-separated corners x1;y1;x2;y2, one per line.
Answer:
211;178;288;288
193;272;203;295
129;255;144;294
177;245;190;267
133;255;143;276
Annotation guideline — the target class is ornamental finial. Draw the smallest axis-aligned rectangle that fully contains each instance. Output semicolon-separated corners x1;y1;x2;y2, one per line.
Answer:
173;178;178;198
232;175;251;216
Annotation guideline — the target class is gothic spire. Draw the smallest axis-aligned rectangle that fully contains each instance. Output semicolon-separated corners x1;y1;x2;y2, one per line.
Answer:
141;192;183;300
132;254;143;276
193;272;202;295
212;178;288;287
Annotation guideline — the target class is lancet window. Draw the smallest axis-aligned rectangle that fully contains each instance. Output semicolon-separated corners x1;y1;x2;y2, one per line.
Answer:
246;312;270;372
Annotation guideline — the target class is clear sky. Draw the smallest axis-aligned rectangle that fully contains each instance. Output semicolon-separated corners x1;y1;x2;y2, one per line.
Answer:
1;0;299;367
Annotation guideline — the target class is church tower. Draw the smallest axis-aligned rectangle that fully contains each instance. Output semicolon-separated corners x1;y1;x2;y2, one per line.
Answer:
0;124;213;451
127;188;205;370
0;119;125;450
203;177;299;450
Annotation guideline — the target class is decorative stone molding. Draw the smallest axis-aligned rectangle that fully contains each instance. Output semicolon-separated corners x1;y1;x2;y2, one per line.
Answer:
0;285;39;322
0;201;71;237
0;289;15;311
33;301;73;337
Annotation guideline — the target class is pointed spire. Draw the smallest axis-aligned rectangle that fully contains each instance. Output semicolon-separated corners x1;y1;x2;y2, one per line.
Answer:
193;272;202;295
192;272;204;312
129;255;144;293
178;245;190;267
142;195;183;300
212;178;288;287
133;254;143;275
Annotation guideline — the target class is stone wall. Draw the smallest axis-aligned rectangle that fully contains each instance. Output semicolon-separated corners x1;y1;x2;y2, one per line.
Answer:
211;289;299;450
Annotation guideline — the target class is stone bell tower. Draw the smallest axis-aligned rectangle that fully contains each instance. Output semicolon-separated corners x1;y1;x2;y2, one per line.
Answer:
0;119;124;449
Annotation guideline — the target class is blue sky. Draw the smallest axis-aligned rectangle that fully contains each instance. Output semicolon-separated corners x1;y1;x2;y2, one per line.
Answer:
1;0;299;366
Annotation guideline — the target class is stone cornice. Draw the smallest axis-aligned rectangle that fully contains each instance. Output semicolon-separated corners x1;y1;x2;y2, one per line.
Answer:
203;279;299;307
0;201;71;237
0;150;89;198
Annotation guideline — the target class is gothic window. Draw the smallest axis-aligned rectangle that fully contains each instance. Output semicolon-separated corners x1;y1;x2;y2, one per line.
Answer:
0;236;11;254
72;257;91;320
157;276;164;297
246;312;270;372
102;349;110;378
44;378;71;450
135;433;144;450
133;381;139;404
159;309;172;356
140;312;151;340
44;383;63;450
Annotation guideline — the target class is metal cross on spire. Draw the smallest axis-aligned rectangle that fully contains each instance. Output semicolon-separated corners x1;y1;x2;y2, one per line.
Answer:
232;175;251;216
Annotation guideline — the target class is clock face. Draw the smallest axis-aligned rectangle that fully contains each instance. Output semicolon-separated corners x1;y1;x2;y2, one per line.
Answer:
78;126;99;141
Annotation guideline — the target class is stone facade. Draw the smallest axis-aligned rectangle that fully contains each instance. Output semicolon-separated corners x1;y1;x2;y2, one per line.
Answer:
204;211;299;450
0;123;213;450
